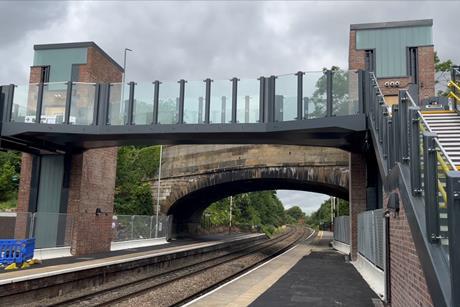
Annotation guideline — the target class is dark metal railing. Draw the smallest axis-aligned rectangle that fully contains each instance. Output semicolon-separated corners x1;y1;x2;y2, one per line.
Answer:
366;71;460;306
2;70;361;128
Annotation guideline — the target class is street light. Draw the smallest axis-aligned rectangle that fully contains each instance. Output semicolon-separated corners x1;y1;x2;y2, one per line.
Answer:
121;48;132;122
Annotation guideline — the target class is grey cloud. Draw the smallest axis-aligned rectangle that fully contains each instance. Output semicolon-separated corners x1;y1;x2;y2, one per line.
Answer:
1;1;459;85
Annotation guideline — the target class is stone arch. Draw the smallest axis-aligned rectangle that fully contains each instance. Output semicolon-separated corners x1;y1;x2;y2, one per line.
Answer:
162;165;348;235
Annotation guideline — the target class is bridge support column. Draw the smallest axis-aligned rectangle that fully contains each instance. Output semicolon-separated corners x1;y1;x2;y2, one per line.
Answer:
349;152;367;261
68;148;118;256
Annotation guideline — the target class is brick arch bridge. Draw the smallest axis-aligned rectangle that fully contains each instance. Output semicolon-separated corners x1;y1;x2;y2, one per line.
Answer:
150;145;349;234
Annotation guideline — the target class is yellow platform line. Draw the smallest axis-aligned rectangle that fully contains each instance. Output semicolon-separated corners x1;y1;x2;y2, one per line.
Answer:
421;110;456;114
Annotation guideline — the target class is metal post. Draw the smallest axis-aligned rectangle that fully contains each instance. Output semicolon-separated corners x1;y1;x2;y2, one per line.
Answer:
383;115;388;158
4;85;15;123
409;106;422;195
98;84;110;125
127;81;135;125
35;83;44;124
92;84;100;125
266;76;276;122
155;145;163;238
64;81;73;124
446;171;460;307
231;78;238;123
379;104;385;143
296;71;304;120
388;119;394;170
452;66;459;112
326;70;333;117
204;78;211;124
131;215;135;240
423;132;439;243
358;70;365;114
392;105;401;163
399;90;409;162
149;216;154;238
258;77;265;123
178;79;185;124
153;81;160;124
303;97;309;119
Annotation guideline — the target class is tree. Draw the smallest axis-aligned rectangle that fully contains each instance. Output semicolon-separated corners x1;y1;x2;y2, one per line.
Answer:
310;67;351;118
434;52;454;96
285;206;305;223
114;145;161;215
306;198;349;228
0;151;21;204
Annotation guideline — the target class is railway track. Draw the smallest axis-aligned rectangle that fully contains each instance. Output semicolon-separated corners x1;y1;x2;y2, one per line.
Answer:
39;226;309;306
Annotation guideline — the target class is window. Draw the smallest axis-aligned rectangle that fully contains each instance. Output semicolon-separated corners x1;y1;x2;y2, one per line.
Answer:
40;66;50;83
365;50;375;73
71;64;80;82
408;47;418;84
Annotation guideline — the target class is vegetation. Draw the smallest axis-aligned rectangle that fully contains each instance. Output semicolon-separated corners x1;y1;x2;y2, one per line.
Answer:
0;151;21;210
306;198;349;228
202;191;306;235
434;52;454;96
114;145;161;215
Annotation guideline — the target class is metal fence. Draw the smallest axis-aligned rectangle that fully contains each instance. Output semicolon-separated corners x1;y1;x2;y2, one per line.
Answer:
0;212;172;248
112;214;172;242
333;216;350;244
358;209;385;270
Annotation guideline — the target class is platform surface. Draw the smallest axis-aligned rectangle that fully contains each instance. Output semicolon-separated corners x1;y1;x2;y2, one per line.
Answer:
0;232;264;284
189;231;379;307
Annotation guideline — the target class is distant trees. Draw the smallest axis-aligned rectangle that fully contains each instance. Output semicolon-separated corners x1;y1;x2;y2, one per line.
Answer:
306;198;349;228
285;206;306;224
0;151;20;209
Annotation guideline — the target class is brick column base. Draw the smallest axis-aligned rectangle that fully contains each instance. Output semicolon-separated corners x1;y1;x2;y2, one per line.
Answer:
68;147;118;256
349;152;367;260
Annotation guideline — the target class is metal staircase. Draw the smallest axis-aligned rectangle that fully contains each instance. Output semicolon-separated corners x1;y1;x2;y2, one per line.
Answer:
422;111;460;170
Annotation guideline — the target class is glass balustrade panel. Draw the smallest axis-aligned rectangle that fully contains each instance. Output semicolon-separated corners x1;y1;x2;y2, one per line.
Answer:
69;82;96;125
237;79;260;123
210;80;232;124
11;84;39;123
108;83;129;125
184;81;206;124
40;82;68;124
134;83;154;125
275;74;298;121
158;81;180;124
333;69;358;116
303;71;327;119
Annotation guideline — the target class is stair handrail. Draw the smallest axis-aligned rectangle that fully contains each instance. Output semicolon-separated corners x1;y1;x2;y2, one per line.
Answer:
406;91;457;171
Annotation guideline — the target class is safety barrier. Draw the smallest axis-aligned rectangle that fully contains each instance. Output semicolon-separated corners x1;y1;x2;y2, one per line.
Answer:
358;209;385;270
333;216;350;244
0;239;35;265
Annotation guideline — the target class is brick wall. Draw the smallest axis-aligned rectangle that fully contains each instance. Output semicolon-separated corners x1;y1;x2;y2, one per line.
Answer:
384;189;433;307
349;152;367;260
418;46;435;100
80;46;123;83
69;148;118;255
348;30;366;71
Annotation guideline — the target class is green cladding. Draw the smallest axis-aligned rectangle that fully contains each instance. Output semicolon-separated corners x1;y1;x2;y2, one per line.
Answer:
33;47;87;82
356;26;432;78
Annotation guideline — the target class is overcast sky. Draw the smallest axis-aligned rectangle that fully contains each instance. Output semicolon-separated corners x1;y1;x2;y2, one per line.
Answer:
1;1;459;214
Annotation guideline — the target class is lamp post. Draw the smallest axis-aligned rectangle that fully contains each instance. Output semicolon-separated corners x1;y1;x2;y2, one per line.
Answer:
121;48;132;123
229;196;233;233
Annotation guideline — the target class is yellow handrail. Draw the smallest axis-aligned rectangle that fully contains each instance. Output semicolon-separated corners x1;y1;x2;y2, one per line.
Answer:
437;152;451;174
448;91;460;102
438;179;447;207
448;80;460;91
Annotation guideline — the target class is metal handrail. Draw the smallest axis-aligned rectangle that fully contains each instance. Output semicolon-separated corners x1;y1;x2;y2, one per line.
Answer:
448;80;460;91
370;72;391;113
407;90;457;171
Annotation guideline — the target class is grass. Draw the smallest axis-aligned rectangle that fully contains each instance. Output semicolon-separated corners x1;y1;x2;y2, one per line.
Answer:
0;197;17;212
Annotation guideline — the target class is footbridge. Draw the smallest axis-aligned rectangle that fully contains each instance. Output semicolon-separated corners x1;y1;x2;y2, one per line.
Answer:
0;69;366;153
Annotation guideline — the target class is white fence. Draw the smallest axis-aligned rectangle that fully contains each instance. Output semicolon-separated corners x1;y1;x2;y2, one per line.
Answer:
358;208;385;269
333;216;350;244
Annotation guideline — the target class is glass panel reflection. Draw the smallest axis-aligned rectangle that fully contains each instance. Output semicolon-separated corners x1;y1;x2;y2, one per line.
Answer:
41;82;67;124
134;83;154;125
210;80;232;124
237;79;259;123
11;84;39;123
158;81;179;124
184;81;206;124
275;74;297;121
108;83;129;125
69;82;96;125
303;71;327;119
333;69;358;116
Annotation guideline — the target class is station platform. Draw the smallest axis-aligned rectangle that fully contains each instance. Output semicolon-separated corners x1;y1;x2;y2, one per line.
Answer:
0;232;264;285
187;231;381;307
